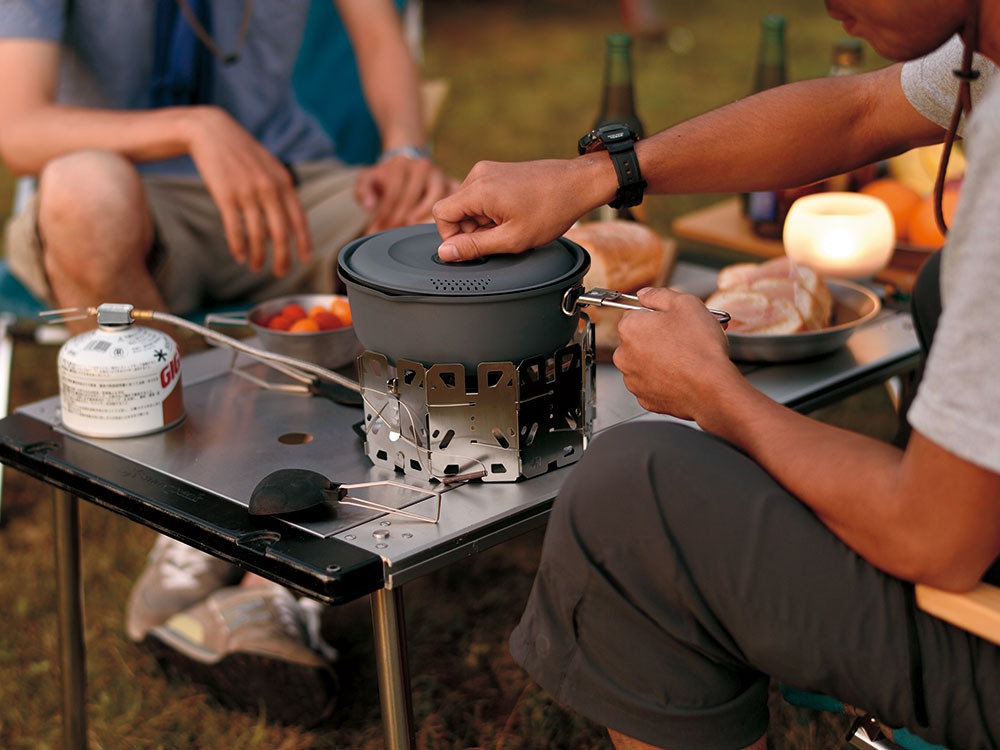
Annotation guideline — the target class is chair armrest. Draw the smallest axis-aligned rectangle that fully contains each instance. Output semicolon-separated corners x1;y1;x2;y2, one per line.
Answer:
915;582;1000;646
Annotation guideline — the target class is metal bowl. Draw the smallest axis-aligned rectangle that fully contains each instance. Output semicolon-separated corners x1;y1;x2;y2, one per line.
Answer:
725;279;881;363
248;294;362;371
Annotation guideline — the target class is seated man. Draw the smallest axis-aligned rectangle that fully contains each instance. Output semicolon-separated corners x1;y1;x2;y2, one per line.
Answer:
0;0;453;725
432;0;1000;747
0;0;451;327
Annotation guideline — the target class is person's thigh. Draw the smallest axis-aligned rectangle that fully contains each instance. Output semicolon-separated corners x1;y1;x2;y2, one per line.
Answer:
510;420;999;750
143;163;369;313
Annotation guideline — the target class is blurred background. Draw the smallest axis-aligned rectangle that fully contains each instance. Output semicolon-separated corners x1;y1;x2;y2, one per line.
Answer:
421;0;883;242
0;1;892;747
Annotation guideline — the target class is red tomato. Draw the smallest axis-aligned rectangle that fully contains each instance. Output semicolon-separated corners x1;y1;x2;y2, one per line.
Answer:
267;314;294;331
281;303;307;321
312;311;344;331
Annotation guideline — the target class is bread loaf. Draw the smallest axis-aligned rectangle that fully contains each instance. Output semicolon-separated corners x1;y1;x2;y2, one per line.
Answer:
564;220;675;351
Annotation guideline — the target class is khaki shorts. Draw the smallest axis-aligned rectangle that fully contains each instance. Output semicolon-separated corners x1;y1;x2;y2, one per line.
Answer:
4;161;370;314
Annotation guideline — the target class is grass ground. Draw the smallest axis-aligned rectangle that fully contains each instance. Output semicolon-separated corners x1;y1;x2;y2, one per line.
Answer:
1;1;899;747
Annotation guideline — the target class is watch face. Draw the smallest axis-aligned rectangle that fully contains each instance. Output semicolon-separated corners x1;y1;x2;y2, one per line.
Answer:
578;123;637;155
598;123;634;140
577;122;639;154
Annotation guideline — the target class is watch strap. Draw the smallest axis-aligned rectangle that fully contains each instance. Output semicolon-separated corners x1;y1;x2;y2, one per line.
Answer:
603;137;646;209
577;124;646;209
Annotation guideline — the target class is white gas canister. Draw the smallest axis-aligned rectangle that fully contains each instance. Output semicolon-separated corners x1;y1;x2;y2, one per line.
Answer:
57;305;185;438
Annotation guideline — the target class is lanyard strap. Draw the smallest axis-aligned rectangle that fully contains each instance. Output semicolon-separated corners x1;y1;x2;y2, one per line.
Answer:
934;4;980;236
176;0;255;66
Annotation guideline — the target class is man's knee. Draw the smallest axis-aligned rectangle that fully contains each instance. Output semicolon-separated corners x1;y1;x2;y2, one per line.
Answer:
38;149;147;229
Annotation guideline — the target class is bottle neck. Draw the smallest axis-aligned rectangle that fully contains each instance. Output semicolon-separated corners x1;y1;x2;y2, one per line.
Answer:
596;35;644;136
753;16;787;92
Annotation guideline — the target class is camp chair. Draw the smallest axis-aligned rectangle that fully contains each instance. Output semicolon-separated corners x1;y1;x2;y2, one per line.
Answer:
780;582;1000;749
1;179;50;508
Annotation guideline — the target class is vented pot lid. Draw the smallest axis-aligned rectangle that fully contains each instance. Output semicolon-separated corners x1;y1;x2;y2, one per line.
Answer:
338;224;589;297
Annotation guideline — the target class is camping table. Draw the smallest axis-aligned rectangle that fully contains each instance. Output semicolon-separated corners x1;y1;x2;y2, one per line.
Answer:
0;262;921;750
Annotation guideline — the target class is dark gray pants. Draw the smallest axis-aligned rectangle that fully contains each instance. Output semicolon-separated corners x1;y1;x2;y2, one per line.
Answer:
509;420;1000;749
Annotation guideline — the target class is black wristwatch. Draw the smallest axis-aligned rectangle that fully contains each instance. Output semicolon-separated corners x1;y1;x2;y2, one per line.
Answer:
577;123;646;209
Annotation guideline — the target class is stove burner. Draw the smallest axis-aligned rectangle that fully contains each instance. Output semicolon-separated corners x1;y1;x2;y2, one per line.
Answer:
357;322;596;483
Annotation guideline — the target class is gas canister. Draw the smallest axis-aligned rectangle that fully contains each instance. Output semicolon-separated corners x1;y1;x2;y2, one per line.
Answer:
57;304;185;438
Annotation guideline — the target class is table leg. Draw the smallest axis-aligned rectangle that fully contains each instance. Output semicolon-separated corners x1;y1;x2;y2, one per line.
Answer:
0;313;13;516
53;488;88;749
370;586;414;750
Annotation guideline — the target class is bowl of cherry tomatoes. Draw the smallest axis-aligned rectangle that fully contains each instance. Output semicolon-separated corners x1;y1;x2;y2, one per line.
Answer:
249;294;362;370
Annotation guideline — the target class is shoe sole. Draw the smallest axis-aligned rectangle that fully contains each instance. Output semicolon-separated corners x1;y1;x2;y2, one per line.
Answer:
143;635;339;727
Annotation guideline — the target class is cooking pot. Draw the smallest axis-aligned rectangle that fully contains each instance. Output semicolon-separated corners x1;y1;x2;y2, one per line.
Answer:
338;224;590;369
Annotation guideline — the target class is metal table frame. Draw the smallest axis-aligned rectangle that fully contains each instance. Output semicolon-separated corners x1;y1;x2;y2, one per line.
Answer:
0;262;921;750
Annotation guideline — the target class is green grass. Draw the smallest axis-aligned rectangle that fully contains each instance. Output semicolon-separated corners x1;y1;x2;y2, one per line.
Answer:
0;1;897;747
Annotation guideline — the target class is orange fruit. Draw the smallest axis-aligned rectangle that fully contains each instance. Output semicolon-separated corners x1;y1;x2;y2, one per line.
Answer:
859;178;921;242
288;317;321;333
329;297;352;326
906;181;961;249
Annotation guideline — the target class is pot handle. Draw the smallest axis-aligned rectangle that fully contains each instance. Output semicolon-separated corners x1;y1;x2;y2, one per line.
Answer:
562;286;731;329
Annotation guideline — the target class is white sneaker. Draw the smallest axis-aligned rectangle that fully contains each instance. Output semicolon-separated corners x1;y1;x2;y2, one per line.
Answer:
146;582;338;726
125;535;242;642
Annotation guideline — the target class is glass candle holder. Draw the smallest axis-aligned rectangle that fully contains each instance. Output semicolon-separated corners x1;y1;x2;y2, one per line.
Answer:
782;192;895;279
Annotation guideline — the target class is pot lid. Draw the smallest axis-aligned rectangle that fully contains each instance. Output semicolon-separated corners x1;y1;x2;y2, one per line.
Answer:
338;224;589;296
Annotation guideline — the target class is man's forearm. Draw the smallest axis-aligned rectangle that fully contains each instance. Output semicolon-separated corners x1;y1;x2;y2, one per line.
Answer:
0;104;200;175
339;0;427;155
636;64;945;196
693;376;999;590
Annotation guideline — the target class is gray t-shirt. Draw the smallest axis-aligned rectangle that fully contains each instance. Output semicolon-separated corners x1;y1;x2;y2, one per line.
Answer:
0;0;336;174
903;39;1000;474
901;34;996;136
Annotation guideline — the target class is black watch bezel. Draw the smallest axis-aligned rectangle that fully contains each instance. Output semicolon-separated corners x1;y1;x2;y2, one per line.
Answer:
577;123;646;209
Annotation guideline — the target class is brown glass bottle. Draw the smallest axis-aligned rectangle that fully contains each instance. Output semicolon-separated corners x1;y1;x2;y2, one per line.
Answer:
822;39;879;191
594;33;645;221
744;15;789;238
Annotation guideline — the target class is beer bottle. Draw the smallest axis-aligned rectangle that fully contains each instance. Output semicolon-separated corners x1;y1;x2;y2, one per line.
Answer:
594;33;646;221
744;15;789;238
822;39;879;191
752;14;788;92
